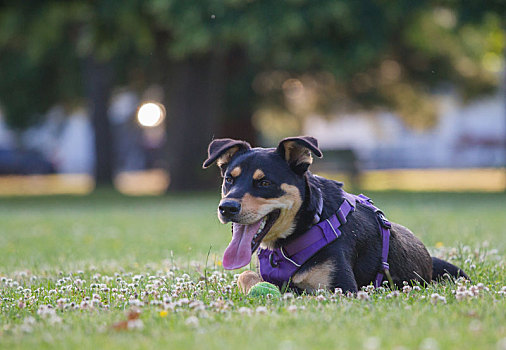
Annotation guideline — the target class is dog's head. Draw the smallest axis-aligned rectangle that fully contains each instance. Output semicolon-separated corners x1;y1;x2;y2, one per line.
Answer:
203;136;322;270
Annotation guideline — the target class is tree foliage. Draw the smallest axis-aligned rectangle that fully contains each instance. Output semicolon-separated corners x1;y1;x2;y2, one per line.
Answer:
1;0;503;130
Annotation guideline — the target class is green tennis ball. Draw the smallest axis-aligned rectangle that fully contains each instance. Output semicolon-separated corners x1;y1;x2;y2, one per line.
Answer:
247;282;282;298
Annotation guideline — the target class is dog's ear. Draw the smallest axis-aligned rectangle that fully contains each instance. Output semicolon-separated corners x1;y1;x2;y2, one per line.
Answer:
276;136;322;175
202;138;251;174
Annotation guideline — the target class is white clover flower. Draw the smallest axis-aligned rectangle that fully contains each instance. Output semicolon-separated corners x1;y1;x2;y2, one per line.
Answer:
365;285;375;293
469;286;480;296
133;275;143;282
283;292;294;300
255;306;268;314
238;307;252;315
185;316;199;327
455;291;467;301
286;305;298;313
48;315;62;325
386;291;400;299
316;294;327;302
127;319;144;330
189;300;205;310
430;293;446;305
37;305;57;318
178;298;190;305
356;291;369;301
19;324;33;333
363;336;380;350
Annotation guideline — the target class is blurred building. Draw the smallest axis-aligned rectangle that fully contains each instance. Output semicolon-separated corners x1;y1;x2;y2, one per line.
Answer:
305;91;505;169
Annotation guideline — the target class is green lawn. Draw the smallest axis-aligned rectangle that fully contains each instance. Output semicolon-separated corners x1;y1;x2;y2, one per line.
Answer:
0;191;505;349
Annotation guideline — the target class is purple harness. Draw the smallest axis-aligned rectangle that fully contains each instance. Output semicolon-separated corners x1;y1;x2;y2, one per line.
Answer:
258;192;392;290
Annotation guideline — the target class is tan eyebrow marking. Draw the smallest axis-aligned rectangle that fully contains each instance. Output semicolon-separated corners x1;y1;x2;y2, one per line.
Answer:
230;166;241;177
253;169;265;180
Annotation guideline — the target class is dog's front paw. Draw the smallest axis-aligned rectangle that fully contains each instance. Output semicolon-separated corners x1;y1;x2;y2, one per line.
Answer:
237;270;263;294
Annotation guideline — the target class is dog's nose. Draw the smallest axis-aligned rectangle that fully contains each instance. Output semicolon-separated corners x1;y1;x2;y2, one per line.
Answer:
219;200;241;218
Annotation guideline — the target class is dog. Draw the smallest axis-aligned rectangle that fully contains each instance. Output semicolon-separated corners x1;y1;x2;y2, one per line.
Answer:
203;136;468;293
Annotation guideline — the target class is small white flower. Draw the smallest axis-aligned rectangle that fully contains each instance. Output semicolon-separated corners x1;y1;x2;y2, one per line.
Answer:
238;307;252;315
357;291;370;301
185;316;199;327
363;336;380;350
431;293;446;305
334;288;343;296
283;292;294;300
255;306;268;314
286;305;297;313
316;294;327;302
455;291;467;301
127;319;144;330
364;285;375;293
386;291;400;299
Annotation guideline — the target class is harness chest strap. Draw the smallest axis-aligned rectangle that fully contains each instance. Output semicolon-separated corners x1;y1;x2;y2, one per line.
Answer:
258;192;392;290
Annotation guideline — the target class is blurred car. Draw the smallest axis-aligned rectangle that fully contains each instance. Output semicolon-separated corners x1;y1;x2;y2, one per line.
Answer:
0;149;55;175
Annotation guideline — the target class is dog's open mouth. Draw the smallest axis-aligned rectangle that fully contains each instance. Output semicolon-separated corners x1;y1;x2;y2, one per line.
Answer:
222;209;280;270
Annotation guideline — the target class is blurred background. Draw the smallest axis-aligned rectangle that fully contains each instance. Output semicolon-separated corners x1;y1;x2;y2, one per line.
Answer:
0;0;504;195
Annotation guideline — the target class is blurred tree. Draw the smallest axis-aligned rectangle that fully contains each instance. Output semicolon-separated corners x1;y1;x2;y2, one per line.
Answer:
0;0;503;190
0;1;151;186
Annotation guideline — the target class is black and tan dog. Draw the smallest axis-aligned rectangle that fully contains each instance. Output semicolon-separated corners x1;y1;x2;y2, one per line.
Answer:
203;136;468;293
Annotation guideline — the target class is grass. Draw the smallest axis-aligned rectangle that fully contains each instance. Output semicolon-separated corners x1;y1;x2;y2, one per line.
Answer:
0;190;505;349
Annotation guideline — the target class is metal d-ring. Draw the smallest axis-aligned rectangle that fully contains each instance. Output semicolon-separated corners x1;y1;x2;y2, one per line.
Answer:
269;252;279;268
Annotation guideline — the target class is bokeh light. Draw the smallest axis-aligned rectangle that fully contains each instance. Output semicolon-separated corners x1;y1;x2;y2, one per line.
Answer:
137;102;165;127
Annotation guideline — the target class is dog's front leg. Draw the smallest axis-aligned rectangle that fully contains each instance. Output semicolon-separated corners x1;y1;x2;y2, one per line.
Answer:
331;256;358;293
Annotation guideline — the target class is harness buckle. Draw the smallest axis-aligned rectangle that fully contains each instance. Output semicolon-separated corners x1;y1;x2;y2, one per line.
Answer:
269;252;279;268
377;212;391;229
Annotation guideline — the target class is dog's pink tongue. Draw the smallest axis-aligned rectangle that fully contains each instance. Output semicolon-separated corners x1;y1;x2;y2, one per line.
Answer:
222;220;263;270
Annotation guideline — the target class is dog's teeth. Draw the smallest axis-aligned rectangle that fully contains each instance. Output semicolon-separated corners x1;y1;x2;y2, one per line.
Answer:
259;218;267;230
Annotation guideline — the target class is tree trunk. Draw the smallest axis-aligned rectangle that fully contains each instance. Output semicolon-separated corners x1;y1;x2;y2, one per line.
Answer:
84;56;114;187
220;48;257;144
165;53;225;191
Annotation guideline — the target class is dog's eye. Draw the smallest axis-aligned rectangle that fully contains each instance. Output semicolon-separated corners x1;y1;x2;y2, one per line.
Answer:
225;176;234;184
258;180;271;187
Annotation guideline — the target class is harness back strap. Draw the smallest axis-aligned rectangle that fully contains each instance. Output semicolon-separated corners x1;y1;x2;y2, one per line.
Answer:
357;194;392;288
